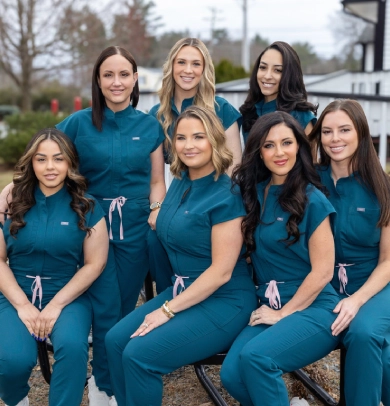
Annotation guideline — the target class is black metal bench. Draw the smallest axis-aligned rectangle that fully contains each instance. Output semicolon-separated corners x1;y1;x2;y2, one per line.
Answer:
193;347;346;406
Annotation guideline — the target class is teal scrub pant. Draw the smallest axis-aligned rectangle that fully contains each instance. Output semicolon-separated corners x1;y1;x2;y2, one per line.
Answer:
105;199;150;316
220;306;339;406
0;294;91;406
87;246;121;397
340;284;390;406
90;201;150;396
147;230;173;294
105;287;257;406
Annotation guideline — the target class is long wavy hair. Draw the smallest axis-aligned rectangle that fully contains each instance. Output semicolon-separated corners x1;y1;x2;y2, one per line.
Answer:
156;38;216;150
233;111;323;256
9;128;95;236
92;46;139;131
309;99;390;227
240;41;317;134
170;106;232;180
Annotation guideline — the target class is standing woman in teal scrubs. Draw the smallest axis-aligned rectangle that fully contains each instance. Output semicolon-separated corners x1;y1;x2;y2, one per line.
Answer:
309;99;390;406
105;106;257;406
149;37;242;293
56;46;165;405
0;129;108;406
220;112;340;406
240;41;317;143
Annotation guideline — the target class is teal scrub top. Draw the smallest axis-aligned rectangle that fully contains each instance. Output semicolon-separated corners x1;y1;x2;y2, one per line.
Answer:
2;186;104;305
156;171;253;293
317;166;381;296
56;105;165;201
149;96;242;163
242;99;317;143
252;180;338;308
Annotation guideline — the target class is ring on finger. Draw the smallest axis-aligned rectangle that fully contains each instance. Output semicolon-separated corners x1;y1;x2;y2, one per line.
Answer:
142;322;149;328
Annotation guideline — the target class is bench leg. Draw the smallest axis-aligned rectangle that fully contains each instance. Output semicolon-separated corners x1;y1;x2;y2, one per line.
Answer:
292;369;338;406
193;365;228;406
292;348;346;406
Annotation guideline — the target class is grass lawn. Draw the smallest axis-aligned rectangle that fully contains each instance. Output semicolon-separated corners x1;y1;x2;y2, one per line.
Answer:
0;168;13;190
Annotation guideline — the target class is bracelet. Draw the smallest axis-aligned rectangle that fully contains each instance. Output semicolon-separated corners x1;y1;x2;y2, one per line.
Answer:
161;301;175;319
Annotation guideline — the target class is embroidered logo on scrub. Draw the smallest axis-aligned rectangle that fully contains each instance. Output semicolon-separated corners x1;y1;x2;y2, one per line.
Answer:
61;222;69;225
276;217;284;221
132;137;140;140
357;208;365;212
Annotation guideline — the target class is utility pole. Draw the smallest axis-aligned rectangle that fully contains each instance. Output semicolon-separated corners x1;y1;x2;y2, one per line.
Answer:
241;0;250;72
205;7;222;56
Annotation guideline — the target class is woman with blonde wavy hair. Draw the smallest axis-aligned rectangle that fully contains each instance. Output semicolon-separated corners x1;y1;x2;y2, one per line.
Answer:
105;106;256;406
0;128;108;406
150;37;242;170
149;37;242;292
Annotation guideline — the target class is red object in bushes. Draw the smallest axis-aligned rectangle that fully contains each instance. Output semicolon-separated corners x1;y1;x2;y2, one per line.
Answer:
51;99;59;115
74;96;82;111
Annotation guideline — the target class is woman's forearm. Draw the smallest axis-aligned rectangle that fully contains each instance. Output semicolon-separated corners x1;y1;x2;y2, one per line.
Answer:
0;261;31;310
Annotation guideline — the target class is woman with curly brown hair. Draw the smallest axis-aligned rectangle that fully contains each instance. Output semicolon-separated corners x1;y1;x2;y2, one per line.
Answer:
0;128;108;406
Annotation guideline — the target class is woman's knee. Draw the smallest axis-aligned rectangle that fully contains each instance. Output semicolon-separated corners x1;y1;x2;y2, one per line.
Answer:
0;349;36;380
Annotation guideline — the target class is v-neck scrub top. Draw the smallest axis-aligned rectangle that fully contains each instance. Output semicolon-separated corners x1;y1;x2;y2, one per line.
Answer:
157;171;253;291
253;180;338;307
318;165;381;295
2;186;104;302
150;96;241;138
242;99;316;144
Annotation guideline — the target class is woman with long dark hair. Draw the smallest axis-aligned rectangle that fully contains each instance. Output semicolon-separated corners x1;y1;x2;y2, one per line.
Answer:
220;112;339;405
55;46;166;405
0;129;108;406
309;99;390;406
105;106;256;406
240;41;317;143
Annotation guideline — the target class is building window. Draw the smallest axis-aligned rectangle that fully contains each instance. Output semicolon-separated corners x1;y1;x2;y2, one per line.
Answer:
375;82;380;95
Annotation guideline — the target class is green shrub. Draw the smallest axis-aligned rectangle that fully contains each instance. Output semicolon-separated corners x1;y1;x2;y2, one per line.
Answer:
0;112;68;165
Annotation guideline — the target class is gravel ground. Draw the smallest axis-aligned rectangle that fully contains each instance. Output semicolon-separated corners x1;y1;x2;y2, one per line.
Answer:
0;349;342;406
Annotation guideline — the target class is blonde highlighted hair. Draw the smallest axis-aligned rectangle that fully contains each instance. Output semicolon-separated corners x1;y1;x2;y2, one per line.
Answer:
157;38;216;149
170;106;232;180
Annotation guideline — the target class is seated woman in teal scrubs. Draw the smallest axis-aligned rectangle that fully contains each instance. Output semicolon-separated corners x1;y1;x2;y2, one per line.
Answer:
105;106;257;406
240;41;317;143
220;112;340;406
0;47;165;406
0;128;108;406
309;99;390;406
148;37;243;293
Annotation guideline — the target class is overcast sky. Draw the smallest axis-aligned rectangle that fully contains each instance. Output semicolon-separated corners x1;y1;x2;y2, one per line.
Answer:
149;0;344;58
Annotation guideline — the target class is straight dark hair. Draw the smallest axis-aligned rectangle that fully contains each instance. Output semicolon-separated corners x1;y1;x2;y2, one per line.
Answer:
309;99;390;227
233;111;324;255
240;41;317;134
92;46;139;131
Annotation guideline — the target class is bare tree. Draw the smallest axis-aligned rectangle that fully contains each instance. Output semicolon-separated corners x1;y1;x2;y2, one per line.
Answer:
111;0;162;66
0;0;80;111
